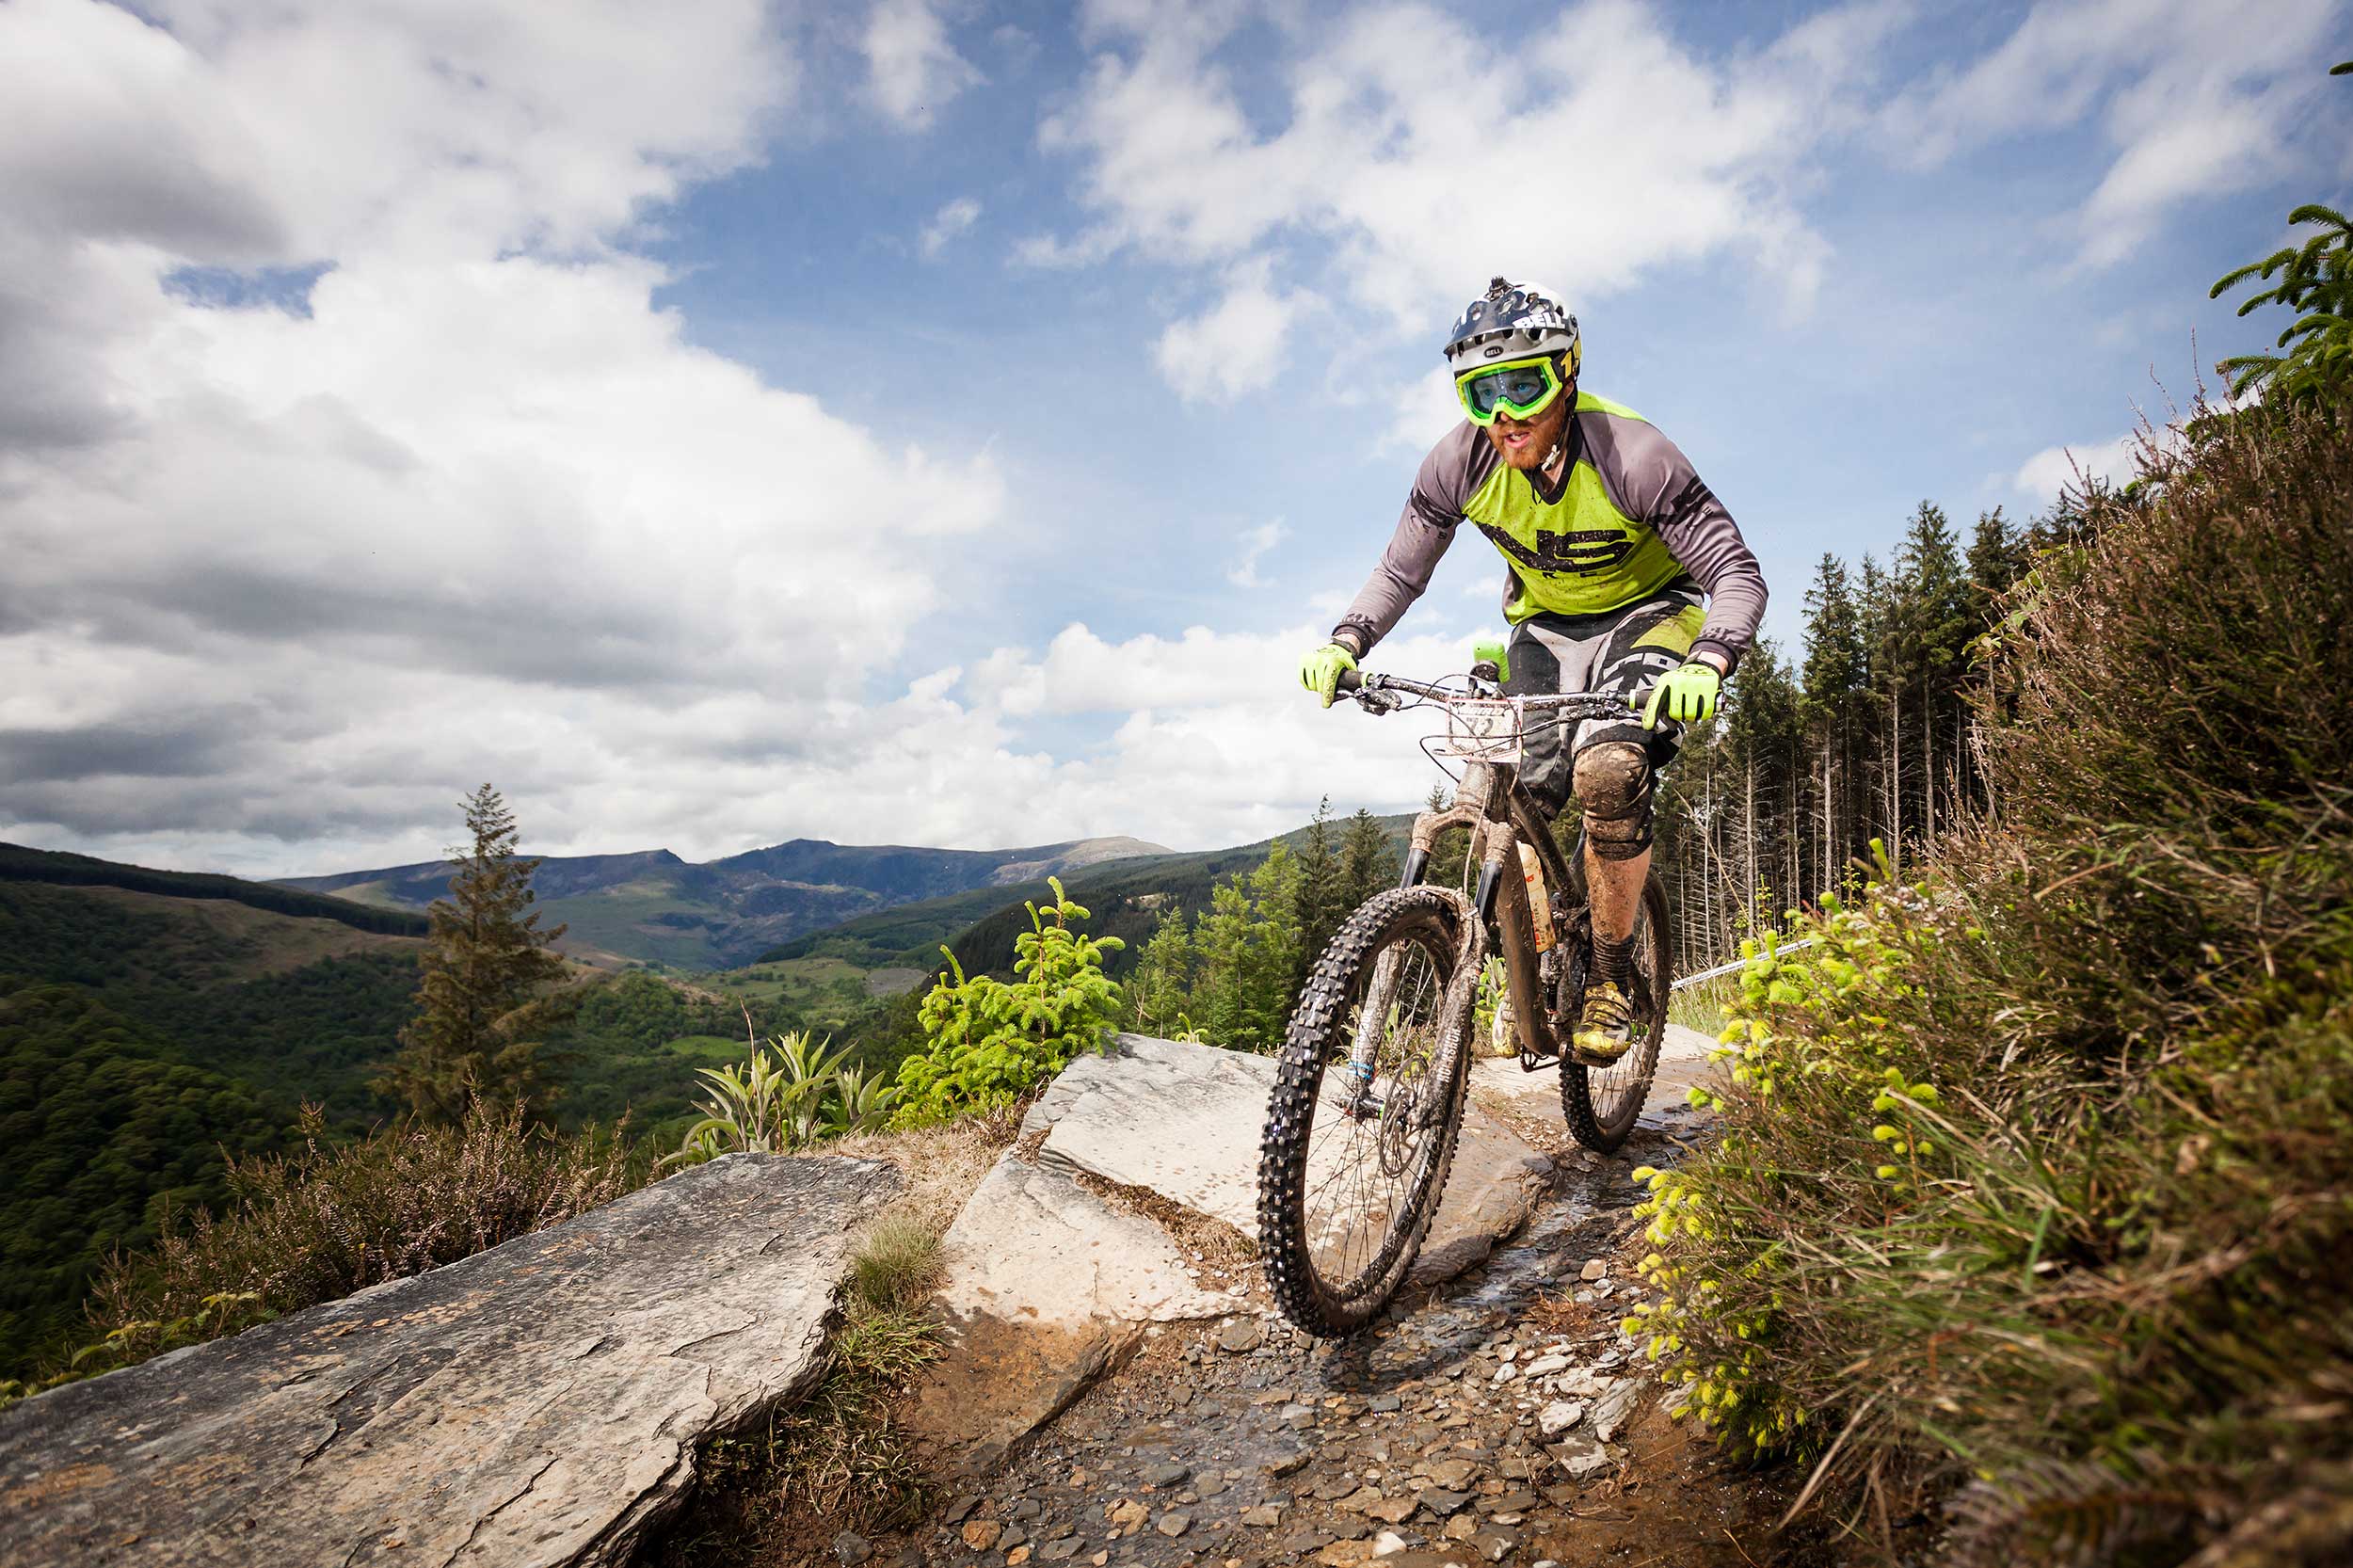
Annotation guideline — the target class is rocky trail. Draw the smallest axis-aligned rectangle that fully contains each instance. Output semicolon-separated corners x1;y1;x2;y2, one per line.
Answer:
838;1033;1797;1568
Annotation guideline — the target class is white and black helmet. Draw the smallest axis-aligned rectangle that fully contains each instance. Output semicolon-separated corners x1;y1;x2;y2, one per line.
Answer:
1444;277;1580;377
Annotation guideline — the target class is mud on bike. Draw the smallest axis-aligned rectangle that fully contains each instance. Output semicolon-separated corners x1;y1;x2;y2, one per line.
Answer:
1257;657;1674;1337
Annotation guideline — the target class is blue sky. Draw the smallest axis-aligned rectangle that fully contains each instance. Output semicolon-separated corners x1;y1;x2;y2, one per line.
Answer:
0;0;2345;877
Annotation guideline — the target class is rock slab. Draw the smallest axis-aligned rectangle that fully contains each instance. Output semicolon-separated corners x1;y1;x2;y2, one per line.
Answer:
0;1153;901;1568
908;1145;1228;1473
1032;1033;1551;1281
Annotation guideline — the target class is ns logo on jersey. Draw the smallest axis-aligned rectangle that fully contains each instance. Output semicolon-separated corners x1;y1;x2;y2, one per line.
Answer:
1474;523;1635;578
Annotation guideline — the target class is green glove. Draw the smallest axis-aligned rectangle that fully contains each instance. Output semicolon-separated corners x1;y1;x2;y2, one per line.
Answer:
1299;642;1357;708
1637;661;1721;728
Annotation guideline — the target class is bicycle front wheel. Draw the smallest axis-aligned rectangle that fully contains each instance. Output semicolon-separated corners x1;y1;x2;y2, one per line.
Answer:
1257;886;1472;1337
1560;872;1672;1153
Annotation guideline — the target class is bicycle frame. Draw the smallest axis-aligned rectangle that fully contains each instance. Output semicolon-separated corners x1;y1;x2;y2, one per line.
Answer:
1338;670;1628;1073
1401;757;1577;1067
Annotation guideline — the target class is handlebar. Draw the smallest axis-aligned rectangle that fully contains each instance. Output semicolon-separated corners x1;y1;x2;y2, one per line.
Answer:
1337;667;1632;719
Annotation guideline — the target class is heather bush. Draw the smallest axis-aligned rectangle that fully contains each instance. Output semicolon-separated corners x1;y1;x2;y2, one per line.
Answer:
1624;403;2353;1564
83;1099;640;1358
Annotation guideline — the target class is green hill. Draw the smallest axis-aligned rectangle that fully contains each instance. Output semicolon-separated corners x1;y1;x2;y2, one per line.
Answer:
0;841;424;936
753;812;1417;981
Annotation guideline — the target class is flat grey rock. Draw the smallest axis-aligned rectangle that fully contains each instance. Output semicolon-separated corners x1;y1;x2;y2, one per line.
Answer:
1033;1034;1550;1284
907;1149;1225;1474
0;1153;899;1568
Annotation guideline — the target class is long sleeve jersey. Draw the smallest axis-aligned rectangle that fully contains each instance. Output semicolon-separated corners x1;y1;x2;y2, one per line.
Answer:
1331;391;1768;673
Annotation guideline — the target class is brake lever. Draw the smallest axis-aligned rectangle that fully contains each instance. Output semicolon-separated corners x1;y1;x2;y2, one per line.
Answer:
1353;687;1402;715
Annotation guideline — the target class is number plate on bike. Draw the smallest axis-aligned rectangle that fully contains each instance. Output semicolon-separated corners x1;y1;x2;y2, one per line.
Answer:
1433;698;1522;762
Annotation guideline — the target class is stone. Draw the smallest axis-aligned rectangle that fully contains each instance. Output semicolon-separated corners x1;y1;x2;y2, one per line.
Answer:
1266;1450;1311;1478
1536;1400;1584;1437
1240;1505;1283;1528
1442;1515;1480;1542
1007;1549;1033;1566
1425;1458;1478;1490
1420;1488;1473;1518
1107;1499;1150;1530
1283;1404;1319;1431
1579;1258;1608;1282
945;1496;984;1525
1515;1353;1570;1379
1036;1541;1084;1562
1155;1512;1192;1538
1472;1528;1519;1561
1548;1435;1612;1480
1372;1530;1411;1557
964;1521;1004;1551
1368;1394;1402;1414
1363;1496;1418;1525
1193;1474;1229;1498
833;1530;875;1565
1589;1384;1639;1444
909;1153;1228;1475
1318;1542;1375;1566
1026;1035;1550;1288
0;1153;899;1568
1144;1462;1192;1489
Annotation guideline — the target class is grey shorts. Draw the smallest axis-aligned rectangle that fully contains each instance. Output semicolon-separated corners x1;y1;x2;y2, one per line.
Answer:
1502;585;1706;817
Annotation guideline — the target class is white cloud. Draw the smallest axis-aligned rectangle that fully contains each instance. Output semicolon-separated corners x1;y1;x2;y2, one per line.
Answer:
862;0;981;131
1038;0;1886;372
2012;434;2141;501
935;619;1493;849
0;0;1024;876
1886;0;2343;268
920;195;982;257
1155;259;1313;403
1226;520;1286;588
1383;364;1461;456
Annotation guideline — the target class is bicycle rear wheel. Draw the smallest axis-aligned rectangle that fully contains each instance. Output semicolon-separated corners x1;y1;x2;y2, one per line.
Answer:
1258;886;1472;1337
1560;872;1671;1152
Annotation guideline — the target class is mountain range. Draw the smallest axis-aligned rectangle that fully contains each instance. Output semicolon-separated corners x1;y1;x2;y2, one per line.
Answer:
277;836;1173;968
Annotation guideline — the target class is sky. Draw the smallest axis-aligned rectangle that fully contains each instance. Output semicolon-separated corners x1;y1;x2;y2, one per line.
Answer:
1;0;2345;879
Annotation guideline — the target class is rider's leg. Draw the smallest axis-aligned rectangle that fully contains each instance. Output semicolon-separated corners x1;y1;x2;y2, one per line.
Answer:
1574;739;1654;985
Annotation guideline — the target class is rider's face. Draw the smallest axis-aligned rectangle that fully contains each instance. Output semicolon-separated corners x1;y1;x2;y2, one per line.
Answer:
1484;377;1573;472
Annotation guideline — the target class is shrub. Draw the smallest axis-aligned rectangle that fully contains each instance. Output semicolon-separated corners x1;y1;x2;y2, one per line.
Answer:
77;1100;640;1370
662;1030;896;1168
1622;402;2353;1564
889;878;1124;1127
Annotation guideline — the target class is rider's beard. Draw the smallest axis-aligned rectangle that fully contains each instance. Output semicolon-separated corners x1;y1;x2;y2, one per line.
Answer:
1484;393;1572;473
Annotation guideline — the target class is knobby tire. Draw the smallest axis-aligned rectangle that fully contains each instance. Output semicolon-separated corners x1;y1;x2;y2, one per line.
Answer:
1258;886;1472;1338
1559;872;1672;1152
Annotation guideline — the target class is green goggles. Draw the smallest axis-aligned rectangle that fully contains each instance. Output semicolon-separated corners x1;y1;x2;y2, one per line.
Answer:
1455;355;1567;426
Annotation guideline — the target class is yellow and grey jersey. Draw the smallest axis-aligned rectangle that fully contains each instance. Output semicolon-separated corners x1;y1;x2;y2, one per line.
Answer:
1331;392;1768;673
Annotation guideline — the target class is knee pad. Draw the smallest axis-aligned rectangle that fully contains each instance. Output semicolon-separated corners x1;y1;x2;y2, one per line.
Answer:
1575;741;1654;860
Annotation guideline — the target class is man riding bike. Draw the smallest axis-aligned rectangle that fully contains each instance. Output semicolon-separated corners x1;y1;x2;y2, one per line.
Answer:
1300;277;1768;1064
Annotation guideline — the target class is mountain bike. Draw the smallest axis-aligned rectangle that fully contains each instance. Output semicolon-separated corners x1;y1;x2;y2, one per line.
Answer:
1257;658;1673;1336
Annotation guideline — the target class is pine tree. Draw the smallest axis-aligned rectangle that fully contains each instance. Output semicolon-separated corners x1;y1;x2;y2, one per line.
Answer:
1124;907;1198;1037
1290;796;1347;985
378;784;572;1120
1339;808;1401;909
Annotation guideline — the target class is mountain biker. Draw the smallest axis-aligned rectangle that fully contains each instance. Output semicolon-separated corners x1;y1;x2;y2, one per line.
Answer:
1300;278;1768;1064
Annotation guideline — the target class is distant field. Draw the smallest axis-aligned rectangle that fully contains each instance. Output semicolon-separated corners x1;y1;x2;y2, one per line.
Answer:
537;883;735;970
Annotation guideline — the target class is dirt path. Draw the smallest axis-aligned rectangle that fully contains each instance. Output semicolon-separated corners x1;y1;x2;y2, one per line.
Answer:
852;1112;1802;1568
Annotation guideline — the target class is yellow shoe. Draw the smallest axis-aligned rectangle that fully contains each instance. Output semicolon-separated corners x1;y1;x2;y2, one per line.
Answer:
1572;981;1635;1064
